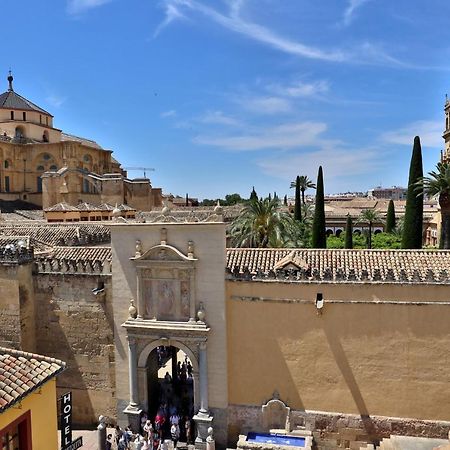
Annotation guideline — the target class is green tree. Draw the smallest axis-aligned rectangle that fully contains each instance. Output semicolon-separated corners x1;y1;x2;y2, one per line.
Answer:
230;197;306;248
250;186;258;200
294;175;302;221
312;166;326;248
224;193;244;205
402;136;423;248
385;199;396;233
358;209;383;249
290;175;316;204
415;162;450;248
372;232;401;249
283;195;288;206
345;214;353;249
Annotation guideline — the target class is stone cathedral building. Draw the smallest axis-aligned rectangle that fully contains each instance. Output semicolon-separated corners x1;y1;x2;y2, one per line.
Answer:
0;74;161;210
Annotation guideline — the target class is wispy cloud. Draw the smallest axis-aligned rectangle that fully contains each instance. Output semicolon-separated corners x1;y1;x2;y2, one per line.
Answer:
67;0;111;15
258;146;385;186
343;0;373;26
238;96;292;114
267;79;330;98
381;120;443;148
193;121;335;151
155;0;406;66
154;1;186;37
161;109;177;118
46;94;67;108
199;110;239;126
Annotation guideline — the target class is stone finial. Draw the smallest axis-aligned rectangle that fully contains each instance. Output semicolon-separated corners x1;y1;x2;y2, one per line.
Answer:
197;302;206;322
135;239;142;258
214;200;223;215
112;204;121;218
187;240;195;258
162;201;171;216
129;299;137;319
161;227;167;245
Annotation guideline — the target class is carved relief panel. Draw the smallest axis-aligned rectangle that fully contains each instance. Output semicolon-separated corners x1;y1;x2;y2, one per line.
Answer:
134;243;196;322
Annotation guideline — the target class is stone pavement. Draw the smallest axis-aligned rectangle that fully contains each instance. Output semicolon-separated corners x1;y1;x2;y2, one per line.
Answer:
58;428;116;450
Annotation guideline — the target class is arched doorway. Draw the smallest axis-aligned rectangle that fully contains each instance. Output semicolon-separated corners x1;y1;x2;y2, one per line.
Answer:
144;345;195;442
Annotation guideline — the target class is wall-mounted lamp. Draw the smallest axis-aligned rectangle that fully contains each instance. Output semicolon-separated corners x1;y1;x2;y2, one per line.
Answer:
315;293;324;315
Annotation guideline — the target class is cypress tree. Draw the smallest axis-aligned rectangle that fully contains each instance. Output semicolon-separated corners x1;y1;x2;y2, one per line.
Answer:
402;136;423;248
185;193;189;207
250;187;257;201
294;175;302;221
283;195;288;206
268;193;272;202
386;199;396;233
345;214;353;249
312;166;326;248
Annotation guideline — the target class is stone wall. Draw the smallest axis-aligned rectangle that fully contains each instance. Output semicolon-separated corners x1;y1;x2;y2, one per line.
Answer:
33;272;116;425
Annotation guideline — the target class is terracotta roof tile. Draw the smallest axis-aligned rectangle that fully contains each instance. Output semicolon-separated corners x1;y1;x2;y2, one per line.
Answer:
226;248;450;284
0;347;65;412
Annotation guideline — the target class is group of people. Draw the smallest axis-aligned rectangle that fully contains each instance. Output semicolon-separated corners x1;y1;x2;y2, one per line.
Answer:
106;407;194;450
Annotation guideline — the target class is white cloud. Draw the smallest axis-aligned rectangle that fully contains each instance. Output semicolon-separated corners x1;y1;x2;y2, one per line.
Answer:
381;120;443;148
67;0;111;15
45;95;67;108
267;80;330;98
161;109;177;118
343;0;373;26
154;0;405;66
200;110;239;126
257;147;385;184
239;96;292;114
193;121;334;151
153;2;186;37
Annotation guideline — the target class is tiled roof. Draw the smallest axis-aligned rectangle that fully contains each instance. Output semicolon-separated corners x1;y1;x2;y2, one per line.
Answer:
49;246;111;262
76;202;101;212
0;223;110;252
45;202;79;212
61;133;103;150
0;90;52;116
226;248;450;283
0;347;65;412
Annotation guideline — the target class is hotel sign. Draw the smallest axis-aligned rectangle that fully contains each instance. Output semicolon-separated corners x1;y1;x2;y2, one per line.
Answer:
59;392;83;449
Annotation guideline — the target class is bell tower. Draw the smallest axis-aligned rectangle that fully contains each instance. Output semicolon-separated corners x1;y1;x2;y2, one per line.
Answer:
443;95;450;163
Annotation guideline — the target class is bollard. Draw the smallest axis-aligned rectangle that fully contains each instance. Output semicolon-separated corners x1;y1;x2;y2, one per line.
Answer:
206;427;215;450
97;415;107;450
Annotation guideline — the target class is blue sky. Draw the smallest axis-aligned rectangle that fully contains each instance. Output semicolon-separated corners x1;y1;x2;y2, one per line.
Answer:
3;0;450;199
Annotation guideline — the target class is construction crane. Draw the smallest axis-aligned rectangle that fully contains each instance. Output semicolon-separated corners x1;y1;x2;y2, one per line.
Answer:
123;167;155;178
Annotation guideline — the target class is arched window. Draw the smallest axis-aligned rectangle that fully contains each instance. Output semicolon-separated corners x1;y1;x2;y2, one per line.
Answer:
37;165;45;171
43;131;49;142
43;153;51;161
49;165;57;171
15;126;25;138
83;154;91;163
4;160;10;169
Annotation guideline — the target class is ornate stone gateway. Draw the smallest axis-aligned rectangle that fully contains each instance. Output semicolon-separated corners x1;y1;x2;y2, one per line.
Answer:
122;230;213;446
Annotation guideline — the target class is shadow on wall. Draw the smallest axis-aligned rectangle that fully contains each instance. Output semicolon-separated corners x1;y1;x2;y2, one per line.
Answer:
34;274;116;426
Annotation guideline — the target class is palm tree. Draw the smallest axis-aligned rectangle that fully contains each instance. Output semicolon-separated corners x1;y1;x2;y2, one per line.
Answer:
415;162;450;248
358;209;383;249
290;175;316;205
230;197;306;248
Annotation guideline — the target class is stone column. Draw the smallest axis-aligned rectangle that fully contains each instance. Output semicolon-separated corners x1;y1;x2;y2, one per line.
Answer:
97;415;107;450
193;341;213;448
123;335;142;431
198;341;209;413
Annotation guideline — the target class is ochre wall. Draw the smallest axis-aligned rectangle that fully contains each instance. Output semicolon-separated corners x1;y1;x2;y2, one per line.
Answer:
34;273;116;425
227;280;450;422
0;379;59;450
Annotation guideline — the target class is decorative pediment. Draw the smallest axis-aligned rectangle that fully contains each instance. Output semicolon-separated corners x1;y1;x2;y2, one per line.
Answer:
274;251;309;271
131;244;196;263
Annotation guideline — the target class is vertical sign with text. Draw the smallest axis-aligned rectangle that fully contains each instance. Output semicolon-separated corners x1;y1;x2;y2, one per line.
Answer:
60;391;72;449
